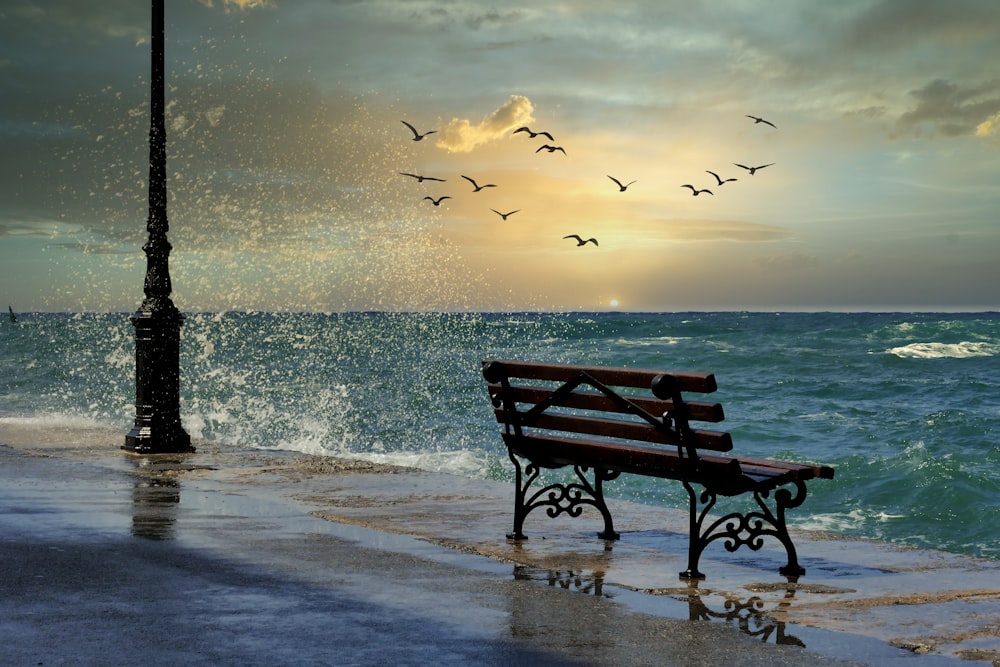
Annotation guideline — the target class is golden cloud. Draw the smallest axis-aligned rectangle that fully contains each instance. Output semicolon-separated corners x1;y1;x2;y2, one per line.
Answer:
435;95;535;153
976;111;1000;137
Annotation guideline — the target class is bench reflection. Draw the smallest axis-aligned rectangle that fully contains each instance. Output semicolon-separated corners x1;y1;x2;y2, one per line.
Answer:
682;579;804;647
513;566;804;647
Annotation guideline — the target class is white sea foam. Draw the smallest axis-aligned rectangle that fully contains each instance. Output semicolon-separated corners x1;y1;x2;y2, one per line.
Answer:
886;341;998;359
283;442;490;479
794;509;905;533
349;448;491;478
491;319;540;327
613;336;690;347
0;412;109;430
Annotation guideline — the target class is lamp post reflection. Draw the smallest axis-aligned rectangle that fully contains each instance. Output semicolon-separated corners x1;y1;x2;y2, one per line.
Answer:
128;457;182;540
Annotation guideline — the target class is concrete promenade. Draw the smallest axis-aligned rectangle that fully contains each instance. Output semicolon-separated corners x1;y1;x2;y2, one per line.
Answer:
2;421;998;666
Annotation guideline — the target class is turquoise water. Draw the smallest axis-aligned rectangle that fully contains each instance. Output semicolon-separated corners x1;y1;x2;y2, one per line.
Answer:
2;311;998;558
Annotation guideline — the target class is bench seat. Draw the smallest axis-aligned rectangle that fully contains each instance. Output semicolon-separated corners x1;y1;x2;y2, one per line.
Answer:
504;434;831;493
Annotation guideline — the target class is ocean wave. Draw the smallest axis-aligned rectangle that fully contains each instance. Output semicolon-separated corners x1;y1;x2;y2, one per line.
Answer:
886;341;999;359
613;336;691;347
0;412;113;431
793;509;905;533
322;447;491;479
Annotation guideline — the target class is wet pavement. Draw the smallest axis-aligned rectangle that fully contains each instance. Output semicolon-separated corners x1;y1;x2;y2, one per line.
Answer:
2;421;998;666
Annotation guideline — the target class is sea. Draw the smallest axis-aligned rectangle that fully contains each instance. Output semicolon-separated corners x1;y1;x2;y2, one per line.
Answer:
2;310;998;560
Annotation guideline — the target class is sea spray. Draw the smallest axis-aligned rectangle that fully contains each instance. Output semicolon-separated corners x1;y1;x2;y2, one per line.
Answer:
2;311;998;559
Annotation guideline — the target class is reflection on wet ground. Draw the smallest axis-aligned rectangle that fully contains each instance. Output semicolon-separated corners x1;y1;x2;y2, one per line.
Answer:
126;455;214;540
131;476;180;539
290;459;1000;665
513;566;807;647
2;429;999;665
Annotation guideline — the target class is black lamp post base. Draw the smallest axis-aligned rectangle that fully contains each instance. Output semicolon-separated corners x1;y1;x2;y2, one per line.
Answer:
123;426;194;455
124;303;194;455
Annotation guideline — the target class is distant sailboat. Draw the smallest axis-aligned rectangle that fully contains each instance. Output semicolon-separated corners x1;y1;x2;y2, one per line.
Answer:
8;306;16;323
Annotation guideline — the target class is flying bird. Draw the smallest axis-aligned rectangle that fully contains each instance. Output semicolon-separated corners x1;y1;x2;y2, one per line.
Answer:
536;144;567;154
491;209;520;220
461;175;497;192
706;170;737;186
746;115;777;128
400;172;446;183
513;126;554;141
681;184;713;196
401;120;437;141
734;162;774;175
422;196;451;206
607;175;637;192
563;234;598;246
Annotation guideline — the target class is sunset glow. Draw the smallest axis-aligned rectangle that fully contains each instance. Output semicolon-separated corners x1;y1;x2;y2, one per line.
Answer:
2;2;998;312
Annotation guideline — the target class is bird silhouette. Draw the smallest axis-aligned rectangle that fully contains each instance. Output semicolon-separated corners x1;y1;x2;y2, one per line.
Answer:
681;184;713;196
423;196;451;206
705;170;737;186
513;126;554;140
536;144;567;154
746;115;776;128
607;175;637;191
491;209;520;220
461;175;497;192
400;172;446;182
563;234;598;246
401;120;437;141
734;163;774;175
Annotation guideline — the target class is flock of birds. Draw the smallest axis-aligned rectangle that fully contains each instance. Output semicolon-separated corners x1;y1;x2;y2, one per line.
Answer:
398;114;777;248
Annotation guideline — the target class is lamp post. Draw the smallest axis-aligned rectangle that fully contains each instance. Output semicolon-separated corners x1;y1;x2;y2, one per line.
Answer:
124;0;193;454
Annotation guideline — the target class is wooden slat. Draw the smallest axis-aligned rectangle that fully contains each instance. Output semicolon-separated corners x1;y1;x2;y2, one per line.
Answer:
487;383;726;423
502;434;814;490
493;408;734;452
692;450;829;482
503;433;688;474
483;359;718;394
716;452;836;480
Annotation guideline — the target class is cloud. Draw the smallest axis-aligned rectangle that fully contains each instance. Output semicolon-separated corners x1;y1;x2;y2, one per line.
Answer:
976;111;1000;137
658;219;792;244
847;0;998;55
898;78;1000;137
435;95;535;153
753;252;819;272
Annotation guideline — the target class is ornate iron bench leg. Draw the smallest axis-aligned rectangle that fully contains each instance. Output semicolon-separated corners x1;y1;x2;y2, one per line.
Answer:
505;449;622;541
679;479;810;579
507;449;535;540
681;479;709;579
593;467;621;540
772;483;808;577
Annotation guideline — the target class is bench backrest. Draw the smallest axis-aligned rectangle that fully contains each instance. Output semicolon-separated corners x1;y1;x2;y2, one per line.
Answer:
482;359;734;457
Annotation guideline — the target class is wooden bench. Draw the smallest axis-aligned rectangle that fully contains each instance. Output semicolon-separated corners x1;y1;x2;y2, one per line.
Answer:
482;359;835;579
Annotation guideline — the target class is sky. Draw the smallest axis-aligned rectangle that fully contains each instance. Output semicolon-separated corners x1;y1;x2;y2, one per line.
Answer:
1;0;998;312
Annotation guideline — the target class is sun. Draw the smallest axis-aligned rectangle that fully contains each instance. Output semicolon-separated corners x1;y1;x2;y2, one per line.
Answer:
609;299;619;309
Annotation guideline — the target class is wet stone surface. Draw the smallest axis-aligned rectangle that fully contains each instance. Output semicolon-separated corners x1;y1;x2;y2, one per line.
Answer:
2;425;998;665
